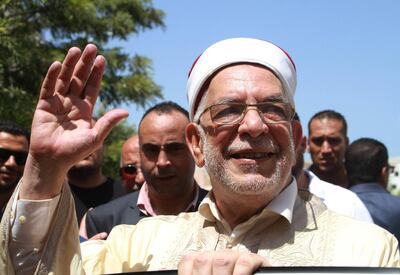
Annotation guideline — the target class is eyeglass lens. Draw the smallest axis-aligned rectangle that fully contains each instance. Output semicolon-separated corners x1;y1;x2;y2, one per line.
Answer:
141;142;187;156
210;102;292;125
121;164;138;175
0;148;28;165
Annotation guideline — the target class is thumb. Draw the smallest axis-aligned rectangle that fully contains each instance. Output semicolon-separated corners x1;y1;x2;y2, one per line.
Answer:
94;109;129;144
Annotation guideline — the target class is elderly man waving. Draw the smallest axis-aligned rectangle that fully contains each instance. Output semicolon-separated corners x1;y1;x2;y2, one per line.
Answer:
1;38;399;275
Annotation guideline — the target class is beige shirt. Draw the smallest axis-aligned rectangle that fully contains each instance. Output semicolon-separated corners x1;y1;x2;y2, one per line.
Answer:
1;180;399;274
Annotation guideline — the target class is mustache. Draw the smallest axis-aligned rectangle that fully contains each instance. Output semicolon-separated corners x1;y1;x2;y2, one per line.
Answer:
154;167;176;177
0;166;18;173
225;136;279;155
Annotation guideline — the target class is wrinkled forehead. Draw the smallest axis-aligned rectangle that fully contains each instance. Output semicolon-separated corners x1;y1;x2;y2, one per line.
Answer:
198;63;287;106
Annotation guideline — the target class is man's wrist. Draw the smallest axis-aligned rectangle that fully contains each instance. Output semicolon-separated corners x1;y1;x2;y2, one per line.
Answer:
18;154;67;199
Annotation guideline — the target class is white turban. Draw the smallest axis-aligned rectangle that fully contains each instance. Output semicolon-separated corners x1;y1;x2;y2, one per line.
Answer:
187;37;297;121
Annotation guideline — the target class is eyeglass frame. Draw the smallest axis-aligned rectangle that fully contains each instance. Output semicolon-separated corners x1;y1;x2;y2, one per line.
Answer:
119;163;139;179
196;101;295;126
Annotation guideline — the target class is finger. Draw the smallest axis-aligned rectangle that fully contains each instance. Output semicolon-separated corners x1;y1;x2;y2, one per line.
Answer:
232;253;268;275
39;61;62;100
177;253;198;275
54;47;82;95
89;232;108;240
192;252;212;275
93;109;129;146
68;44;98;97
212;253;235;275
83;55;106;106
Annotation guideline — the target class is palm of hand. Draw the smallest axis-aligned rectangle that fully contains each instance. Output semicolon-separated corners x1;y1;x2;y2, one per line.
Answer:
29;44;128;170
31;93;97;167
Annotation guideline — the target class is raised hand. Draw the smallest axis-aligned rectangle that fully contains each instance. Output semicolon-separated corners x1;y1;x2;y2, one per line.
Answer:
20;44;128;199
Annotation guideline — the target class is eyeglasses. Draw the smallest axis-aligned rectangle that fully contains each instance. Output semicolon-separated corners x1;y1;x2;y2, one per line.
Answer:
0;148;28;166
120;164;138;179
198;102;294;125
141;142;187;157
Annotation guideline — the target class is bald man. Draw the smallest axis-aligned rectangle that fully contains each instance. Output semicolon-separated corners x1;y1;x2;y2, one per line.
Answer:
120;135;145;192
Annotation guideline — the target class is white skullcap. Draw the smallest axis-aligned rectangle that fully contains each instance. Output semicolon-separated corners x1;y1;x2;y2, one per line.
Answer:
187;37;297;121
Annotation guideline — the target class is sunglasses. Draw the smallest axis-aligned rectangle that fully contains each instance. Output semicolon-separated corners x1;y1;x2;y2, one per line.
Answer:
120;164;138;178
141;142;187;156
0;148;28;166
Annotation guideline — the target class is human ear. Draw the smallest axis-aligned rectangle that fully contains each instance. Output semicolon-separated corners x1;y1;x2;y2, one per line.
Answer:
185;123;205;167
379;165;389;188
292;120;303;154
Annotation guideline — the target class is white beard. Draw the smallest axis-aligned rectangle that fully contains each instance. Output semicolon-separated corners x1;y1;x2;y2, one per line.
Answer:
198;126;294;195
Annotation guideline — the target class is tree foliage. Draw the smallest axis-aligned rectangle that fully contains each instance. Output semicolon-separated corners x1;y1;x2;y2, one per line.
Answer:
0;0;165;178
0;0;165;126
103;119;136;179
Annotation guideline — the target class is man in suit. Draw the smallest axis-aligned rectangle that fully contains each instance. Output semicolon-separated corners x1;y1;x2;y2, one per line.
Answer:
347;137;400;242
83;101;207;238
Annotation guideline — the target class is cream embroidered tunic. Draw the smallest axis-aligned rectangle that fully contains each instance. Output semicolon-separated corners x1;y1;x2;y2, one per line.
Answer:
1;181;399;275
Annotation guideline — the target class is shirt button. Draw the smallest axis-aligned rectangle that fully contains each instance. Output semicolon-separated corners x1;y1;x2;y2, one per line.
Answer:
18;215;26;224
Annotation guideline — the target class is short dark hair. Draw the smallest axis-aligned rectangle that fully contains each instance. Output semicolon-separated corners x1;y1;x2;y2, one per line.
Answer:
139;101;189;131
345;138;388;186
308;110;347;136
0;121;30;143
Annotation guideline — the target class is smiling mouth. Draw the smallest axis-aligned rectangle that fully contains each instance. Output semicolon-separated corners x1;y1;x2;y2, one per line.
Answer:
230;152;275;159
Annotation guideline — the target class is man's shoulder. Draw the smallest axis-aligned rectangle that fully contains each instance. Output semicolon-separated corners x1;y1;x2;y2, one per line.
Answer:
306;172;372;222
88;192;139;216
320;208;395;240
308;170;360;200
299;208;399;265
350;182;389;195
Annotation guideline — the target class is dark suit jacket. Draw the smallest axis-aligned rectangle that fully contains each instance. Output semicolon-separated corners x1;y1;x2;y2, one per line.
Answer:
86;186;208;238
350;182;400;242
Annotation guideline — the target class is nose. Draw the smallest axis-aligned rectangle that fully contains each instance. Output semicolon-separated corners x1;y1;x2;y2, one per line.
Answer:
237;107;269;138
4;155;18;167
156;149;171;168
321;140;332;154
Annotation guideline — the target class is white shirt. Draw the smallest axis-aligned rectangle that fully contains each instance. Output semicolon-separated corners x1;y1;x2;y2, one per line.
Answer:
306;170;373;223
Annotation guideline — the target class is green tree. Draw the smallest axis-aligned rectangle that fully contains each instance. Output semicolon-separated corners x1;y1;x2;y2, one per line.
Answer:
103;119;136;179
94;104;135;179
0;0;165;179
0;0;165;127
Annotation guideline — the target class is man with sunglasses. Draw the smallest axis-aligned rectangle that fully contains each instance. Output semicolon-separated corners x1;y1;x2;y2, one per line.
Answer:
119;134;145;193
1;40;399;275
83;102;207;239
0;121;29;219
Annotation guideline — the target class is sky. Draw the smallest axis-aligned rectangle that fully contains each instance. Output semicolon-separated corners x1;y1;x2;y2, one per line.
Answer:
110;0;400;158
